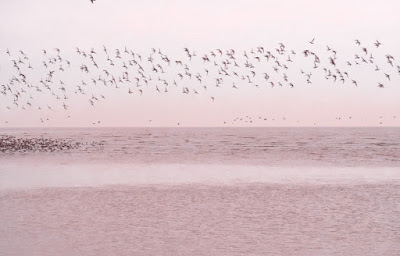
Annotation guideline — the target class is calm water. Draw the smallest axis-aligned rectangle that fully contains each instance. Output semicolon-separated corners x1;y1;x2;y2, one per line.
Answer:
1;127;400;166
1;128;400;255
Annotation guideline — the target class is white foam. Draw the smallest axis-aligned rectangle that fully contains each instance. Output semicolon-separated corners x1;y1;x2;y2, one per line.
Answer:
1;162;400;190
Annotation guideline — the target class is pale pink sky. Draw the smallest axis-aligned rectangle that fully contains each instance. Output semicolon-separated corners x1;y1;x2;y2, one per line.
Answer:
0;0;399;127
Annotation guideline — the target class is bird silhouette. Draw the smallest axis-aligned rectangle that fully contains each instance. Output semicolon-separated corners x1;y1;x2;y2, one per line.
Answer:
1;39;398;126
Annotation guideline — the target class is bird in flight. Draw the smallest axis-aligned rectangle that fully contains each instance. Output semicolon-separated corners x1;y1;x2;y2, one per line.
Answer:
1;39;397;128
90;0;96;3
374;40;382;48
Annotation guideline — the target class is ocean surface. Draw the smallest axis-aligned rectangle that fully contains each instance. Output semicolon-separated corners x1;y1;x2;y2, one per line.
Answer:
1;127;400;255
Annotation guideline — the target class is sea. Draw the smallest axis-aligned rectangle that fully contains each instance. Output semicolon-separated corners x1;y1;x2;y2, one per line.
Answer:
0;127;399;255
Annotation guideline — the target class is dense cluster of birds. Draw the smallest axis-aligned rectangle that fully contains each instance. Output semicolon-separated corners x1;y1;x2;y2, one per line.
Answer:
0;39;399;125
0;135;99;154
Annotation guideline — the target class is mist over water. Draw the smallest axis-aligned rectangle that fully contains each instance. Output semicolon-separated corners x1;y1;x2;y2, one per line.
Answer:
1;128;400;255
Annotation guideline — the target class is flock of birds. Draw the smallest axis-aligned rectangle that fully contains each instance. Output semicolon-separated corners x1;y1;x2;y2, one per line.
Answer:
0;135;100;154
0;39;399;126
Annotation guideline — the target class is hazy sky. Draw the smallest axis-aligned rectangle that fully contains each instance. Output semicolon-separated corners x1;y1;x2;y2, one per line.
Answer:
0;0;399;127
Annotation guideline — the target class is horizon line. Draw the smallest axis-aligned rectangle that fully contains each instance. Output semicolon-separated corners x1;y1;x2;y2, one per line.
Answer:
1;126;399;129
